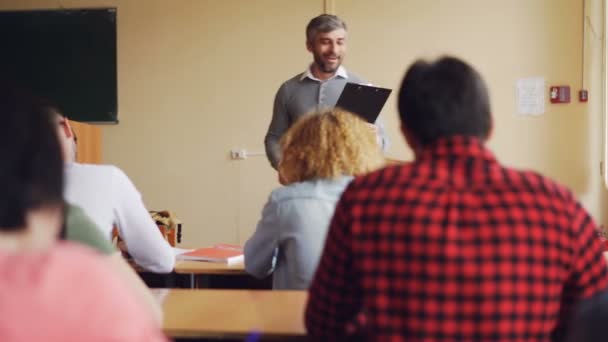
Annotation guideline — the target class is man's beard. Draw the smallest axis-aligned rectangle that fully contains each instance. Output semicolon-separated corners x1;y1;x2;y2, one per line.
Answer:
313;54;341;74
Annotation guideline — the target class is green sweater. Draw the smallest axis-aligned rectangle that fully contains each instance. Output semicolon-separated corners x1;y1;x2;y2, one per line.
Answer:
66;204;115;255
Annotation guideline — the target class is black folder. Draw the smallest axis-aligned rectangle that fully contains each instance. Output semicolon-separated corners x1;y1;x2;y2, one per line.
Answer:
335;82;392;123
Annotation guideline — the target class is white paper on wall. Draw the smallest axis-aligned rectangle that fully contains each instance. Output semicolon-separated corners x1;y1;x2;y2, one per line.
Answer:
516;77;545;116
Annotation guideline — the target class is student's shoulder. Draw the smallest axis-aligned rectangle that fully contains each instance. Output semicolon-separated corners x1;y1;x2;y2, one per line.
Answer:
0;242;100;282
336;163;417;204
269;181;317;204
68;162;125;177
268;183;303;203
65;205;116;255
50;242;111;269
47;243;165;340
270;177;353;203
501;166;574;201
29;243;117;290
51;243;152;310
349;162;411;185
70;162;131;182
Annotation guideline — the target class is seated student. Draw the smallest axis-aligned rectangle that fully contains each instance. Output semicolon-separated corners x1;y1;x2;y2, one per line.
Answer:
244;109;385;289
305;56;608;340
0;89;166;341
51;108;175;273
65;204;163;323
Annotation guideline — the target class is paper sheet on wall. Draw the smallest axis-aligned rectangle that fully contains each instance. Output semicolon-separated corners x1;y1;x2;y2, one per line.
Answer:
516;77;545;116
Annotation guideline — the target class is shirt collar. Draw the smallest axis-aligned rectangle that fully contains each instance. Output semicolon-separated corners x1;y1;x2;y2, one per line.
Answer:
300;64;348;82
414;136;499;186
418;136;496;162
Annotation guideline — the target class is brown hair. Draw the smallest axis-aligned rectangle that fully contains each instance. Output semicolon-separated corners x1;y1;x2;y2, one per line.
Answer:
279;109;385;184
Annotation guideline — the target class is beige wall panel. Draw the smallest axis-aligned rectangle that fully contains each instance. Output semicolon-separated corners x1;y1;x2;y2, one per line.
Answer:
336;0;608;222
1;0;607;245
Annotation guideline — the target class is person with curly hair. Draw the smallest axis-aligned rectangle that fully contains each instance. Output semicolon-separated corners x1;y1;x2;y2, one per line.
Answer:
245;109;384;289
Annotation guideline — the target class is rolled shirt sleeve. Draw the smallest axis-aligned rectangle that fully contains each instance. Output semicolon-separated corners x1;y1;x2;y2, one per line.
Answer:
111;167;175;273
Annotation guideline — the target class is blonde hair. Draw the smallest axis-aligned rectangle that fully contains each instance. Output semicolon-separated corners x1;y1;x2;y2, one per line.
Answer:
279;109;385;184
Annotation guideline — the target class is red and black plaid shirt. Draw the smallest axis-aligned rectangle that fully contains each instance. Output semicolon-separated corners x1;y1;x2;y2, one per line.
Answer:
305;136;608;341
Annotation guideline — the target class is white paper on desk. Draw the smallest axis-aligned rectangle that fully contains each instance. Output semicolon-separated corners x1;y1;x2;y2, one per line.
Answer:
172;247;194;258
516;77;545;116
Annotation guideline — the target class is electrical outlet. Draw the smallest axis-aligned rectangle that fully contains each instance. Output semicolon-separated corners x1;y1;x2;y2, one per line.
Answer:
230;149;247;160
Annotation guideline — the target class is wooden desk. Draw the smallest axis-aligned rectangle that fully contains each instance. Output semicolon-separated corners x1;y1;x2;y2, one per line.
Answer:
135;259;260;289
159;289;307;339
174;260;246;275
174;260;247;288
129;260;245;275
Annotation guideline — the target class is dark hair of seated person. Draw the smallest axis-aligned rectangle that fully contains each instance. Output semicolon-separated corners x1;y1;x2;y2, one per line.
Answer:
0;86;65;232
398;56;492;146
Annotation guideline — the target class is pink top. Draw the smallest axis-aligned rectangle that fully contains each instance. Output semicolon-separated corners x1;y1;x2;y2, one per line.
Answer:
0;242;167;342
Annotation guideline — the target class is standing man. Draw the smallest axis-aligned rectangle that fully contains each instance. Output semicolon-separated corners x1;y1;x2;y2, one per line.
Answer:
264;14;389;169
305;56;608;340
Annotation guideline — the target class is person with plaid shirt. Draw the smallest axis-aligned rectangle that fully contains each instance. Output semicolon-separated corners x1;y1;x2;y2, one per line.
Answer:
305;56;608;341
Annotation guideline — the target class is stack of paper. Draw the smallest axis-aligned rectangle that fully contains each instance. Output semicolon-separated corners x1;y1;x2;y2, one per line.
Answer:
178;244;244;264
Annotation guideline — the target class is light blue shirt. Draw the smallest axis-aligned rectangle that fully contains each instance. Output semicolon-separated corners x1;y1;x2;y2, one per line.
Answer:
244;176;353;289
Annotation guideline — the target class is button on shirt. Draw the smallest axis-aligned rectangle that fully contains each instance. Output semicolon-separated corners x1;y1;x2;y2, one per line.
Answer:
305;136;608;341
301;65;349;110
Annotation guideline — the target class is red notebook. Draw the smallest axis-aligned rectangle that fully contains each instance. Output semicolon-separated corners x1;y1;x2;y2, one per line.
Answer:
179;244;244;264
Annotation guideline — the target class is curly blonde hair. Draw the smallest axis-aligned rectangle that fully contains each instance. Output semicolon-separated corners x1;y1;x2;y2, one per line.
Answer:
278;109;386;184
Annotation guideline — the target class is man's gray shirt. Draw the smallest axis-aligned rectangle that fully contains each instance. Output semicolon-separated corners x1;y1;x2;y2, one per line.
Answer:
264;67;390;169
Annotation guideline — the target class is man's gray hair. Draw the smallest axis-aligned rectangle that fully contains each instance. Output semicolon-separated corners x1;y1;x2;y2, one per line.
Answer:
306;14;347;43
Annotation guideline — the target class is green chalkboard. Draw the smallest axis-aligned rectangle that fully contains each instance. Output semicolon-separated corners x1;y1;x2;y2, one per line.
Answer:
0;8;118;123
